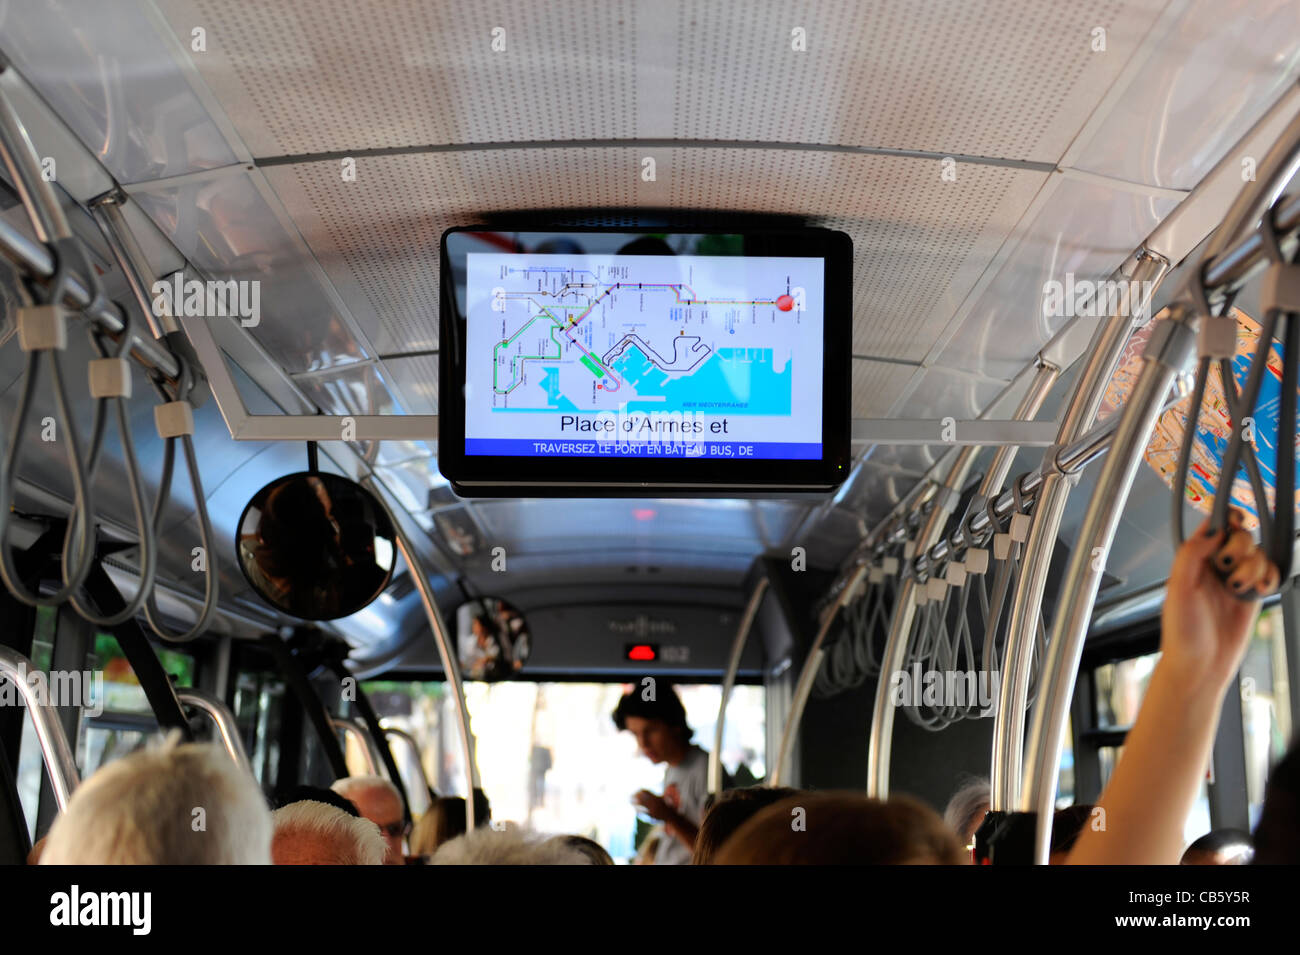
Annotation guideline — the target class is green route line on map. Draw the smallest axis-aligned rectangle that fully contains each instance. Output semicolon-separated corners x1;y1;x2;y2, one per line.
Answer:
492;282;781;397
493;311;565;394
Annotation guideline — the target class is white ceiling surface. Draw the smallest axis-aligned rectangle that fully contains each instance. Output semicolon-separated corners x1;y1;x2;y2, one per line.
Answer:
162;0;1160;159
262;148;1047;370
5;0;1300;595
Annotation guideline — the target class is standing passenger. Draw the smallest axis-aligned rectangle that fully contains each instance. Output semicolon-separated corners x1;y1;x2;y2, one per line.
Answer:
331;775;408;865
612;682;708;864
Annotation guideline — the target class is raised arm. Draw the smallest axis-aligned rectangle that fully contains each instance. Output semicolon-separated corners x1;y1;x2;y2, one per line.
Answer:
1067;510;1279;865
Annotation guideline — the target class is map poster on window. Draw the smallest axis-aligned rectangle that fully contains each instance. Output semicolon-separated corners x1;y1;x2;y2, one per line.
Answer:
1101;307;1299;530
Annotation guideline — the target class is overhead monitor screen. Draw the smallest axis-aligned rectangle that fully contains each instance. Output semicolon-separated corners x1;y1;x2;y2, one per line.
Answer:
440;228;851;495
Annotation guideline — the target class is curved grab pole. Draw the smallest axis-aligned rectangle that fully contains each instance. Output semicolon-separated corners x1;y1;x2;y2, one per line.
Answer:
0;646;80;812
975;361;1061;504
710;575;770;795
175;686;253;776
363;477;480;830
866;445;981;797
1019;111;1300;860
772;563;868;787
1021;306;1196;862
333;716;385;777
990;251;1169;811
0;72;71;244
381;721;435;808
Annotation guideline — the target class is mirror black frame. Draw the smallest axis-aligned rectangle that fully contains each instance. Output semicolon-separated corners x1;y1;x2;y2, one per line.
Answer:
236;471;397;621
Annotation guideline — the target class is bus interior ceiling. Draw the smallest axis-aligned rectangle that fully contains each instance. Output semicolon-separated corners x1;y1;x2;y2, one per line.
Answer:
1;0;1299;825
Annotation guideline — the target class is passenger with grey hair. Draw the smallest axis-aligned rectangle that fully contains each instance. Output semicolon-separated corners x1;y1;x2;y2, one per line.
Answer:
331;774;407;864
40;733;272;865
943;776;991;854
432;826;595;865
270;800;387;865
546;834;615;865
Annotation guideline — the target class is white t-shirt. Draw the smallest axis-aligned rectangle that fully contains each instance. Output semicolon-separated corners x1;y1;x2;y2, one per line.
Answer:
654;744;709;865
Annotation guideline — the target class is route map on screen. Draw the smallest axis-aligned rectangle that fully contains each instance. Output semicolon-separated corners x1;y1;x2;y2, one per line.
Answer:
463;252;825;460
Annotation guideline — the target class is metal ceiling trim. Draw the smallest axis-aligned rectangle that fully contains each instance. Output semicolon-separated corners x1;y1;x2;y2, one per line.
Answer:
253;138;1060;173
120;162;253;195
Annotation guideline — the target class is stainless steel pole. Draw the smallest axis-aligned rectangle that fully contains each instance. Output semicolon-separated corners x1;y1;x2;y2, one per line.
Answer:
0;75;71;243
90;196;174;339
365;477;480;830
0;646;80;811
866;444;981;797
381;721;435;808
176;686;253;775
0;77;181;380
990;250;1169;810
974;361;1061;501
0;197;181;382
772;563;867;787
333;717;383;776
1020;306;1196;862
710;575;770;795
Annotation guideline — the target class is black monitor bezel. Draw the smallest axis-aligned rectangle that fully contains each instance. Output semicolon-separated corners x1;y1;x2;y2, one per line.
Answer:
438;225;852;496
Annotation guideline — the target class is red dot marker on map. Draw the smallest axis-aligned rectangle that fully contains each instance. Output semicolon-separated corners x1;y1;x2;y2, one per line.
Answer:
776;294;794;311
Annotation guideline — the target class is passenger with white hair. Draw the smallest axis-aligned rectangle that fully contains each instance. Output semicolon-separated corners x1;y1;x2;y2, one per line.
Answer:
431;826;596;865
942;776;991;855
270;800;387;865
331;774;407;864
40;733;271;865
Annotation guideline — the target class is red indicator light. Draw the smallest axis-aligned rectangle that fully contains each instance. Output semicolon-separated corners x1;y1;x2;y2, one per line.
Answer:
626;644;657;661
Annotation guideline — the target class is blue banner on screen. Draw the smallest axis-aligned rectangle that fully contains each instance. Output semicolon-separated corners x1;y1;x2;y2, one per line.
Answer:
463;251;825;460
464;439;821;459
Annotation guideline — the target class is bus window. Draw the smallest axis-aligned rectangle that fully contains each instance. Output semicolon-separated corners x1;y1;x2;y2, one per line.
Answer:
361;680;766;862
14;607;57;843
231;671;288;798
1240;604;1291;828
1094;651;1210;845
1095;654;1158;729
77;635;194;779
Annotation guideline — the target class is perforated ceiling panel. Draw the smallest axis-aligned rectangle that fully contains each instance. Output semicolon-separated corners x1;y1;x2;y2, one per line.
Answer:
262;146;1046;406
159;0;1163;163
669;0;1160;159
852;359;918;417
160;0;641;155
261;148;642;358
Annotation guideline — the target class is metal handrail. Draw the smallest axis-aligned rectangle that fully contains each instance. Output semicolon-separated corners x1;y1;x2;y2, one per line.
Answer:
990;250;1169;810
0;71;71;244
1018;105;1300;861
866;445;980;796
975;361;1063;501
857;180;1300;568
380;721;434;807
710;575;770;795
858;357;1066;796
333;716;386;778
362;475;480;830
772;564;868;787
0;646;80;811
0;78;181;383
1021;307;1197;862
175;686;253;776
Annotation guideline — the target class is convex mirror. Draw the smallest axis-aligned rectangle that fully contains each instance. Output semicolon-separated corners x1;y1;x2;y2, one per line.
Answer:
238;472;396;620
455;597;531;680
